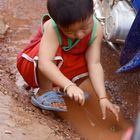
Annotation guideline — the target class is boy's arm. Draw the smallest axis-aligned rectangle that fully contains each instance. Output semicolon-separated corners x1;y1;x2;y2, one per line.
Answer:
39;20;72;89
86;21;120;121
38;21;85;105
86;21;106;98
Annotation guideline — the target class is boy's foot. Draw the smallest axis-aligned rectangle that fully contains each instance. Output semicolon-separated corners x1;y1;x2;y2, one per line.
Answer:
31;91;67;112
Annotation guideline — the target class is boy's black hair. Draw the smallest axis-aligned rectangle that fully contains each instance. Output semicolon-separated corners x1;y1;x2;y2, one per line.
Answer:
47;0;94;28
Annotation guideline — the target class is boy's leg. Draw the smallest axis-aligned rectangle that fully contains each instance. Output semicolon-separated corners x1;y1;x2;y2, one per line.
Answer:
37;68;52;96
75;76;89;86
36;68;66;110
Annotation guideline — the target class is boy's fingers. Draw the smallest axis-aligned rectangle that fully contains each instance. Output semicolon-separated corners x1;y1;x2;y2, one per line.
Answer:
101;106;106;120
68;92;73;99
110;106;119;121
74;94;79;102
113;104;120;112
81;92;85;105
78;93;85;106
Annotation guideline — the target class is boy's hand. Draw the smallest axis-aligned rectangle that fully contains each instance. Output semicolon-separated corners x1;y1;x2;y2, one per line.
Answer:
65;84;85;106
99;98;120;121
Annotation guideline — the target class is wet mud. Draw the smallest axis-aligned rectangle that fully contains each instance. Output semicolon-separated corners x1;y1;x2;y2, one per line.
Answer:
0;0;139;140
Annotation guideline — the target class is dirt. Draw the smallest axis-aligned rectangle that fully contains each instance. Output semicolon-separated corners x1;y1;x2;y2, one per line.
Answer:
0;0;139;140
0;0;81;140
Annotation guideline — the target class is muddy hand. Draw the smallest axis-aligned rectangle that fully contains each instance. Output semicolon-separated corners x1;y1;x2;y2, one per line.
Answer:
99;98;120;121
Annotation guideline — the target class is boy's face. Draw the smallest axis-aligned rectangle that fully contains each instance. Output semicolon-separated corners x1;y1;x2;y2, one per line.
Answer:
59;16;93;40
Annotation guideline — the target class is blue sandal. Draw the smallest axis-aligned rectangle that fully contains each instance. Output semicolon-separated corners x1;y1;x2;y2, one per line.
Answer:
31;91;67;112
31;91;90;112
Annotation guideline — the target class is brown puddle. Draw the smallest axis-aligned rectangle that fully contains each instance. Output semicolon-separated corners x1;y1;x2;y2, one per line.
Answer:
58;79;132;140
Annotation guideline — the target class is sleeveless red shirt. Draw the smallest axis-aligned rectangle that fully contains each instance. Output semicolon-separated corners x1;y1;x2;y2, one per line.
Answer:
16;14;97;87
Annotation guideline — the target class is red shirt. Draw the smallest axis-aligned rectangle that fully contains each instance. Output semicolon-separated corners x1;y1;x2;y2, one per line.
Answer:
16;14;97;87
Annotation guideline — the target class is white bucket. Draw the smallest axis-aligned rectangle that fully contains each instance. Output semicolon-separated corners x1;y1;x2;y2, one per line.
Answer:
104;1;136;43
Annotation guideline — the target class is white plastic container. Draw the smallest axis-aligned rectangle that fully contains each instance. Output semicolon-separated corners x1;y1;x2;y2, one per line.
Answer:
104;1;136;43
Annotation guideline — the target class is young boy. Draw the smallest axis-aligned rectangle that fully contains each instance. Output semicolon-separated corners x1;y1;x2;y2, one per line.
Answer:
17;0;120;121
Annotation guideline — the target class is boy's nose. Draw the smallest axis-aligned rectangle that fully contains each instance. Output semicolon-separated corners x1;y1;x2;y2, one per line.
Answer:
76;31;85;39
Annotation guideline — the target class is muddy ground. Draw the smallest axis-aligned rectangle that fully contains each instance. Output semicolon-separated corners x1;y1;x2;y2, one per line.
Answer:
0;0;140;140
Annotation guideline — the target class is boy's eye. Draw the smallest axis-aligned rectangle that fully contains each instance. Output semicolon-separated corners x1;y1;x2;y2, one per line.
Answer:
82;26;88;30
81;26;86;29
66;32;73;35
81;24;92;30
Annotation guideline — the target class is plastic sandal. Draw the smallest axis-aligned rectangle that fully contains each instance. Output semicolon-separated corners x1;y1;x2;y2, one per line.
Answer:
31;91;67;112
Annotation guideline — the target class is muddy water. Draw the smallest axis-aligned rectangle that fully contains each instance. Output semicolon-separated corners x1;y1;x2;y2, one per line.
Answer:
59;79;131;140
1;0;139;140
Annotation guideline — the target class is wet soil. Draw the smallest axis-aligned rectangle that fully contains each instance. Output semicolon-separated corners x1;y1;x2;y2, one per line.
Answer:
0;0;139;140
